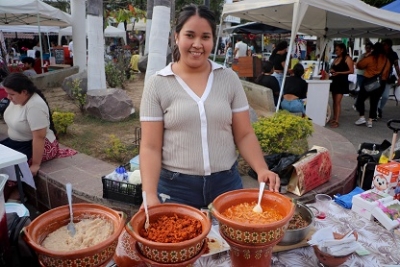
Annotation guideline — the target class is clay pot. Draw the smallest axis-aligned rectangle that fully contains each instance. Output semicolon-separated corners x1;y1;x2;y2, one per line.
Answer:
135;239;207;267
211;189;295;245
23;203;126;267
221;229;273;267
313;231;358;267
113;229;146;267
125;203;211;264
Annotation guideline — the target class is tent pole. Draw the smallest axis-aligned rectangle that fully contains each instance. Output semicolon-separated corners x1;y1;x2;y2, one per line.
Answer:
213;14;224;61
37;13;44;73
47;32;51;58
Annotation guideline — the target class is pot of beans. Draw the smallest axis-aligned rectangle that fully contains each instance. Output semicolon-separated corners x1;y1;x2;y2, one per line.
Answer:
277;202;315;246
22;203;127;267
125;203;211;264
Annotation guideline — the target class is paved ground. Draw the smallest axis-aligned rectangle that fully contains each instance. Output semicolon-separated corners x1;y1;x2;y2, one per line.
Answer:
327;93;400;150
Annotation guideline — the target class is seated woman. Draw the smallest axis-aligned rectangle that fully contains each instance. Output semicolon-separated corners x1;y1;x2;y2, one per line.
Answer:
255;60;280;106
280;63;308;114
0;73;59;176
21;57;37;77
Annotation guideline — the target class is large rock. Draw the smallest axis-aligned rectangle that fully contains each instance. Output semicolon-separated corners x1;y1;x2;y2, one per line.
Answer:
61;70;88;98
85;88;134;122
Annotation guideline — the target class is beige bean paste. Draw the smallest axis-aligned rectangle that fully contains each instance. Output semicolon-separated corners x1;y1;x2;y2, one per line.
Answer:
42;218;114;251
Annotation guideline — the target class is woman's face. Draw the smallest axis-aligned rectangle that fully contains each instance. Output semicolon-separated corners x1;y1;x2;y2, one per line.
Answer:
335;46;343;56
4;87;29;105
175;15;214;68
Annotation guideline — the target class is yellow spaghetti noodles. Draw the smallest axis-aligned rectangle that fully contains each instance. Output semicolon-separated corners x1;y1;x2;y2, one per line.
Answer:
222;201;283;224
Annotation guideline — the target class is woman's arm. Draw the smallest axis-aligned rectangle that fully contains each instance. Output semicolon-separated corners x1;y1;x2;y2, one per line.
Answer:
140;121;164;207
345;56;355;74
232;111;280;192
30;128;46;176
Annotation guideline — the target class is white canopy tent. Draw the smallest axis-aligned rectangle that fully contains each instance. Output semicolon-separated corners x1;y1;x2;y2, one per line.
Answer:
0;0;71;27
220;0;400;111
0;25;60;33
58;25;127;45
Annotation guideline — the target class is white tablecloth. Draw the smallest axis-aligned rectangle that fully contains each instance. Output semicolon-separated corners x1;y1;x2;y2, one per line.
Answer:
108;202;400;266
0;144;35;189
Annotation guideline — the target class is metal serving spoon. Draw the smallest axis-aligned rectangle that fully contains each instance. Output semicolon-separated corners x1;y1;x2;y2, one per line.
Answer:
253;182;266;213
66;183;76;236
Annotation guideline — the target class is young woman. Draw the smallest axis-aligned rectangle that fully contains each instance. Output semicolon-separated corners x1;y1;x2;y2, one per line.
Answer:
329;43;354;128
269;41;288;88
281;63;308;115
140;4;280;209
1;73;58;175
355;42;390;128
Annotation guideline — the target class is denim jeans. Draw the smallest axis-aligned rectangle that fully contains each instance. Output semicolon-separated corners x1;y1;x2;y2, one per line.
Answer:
157;162;243;209
378;83;391;110
272;72;284;88
281;99;305;114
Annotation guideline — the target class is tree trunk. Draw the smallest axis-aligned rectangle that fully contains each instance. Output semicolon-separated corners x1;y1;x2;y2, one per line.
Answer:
144;0;154;55
87;0;107;90
145;0;171;83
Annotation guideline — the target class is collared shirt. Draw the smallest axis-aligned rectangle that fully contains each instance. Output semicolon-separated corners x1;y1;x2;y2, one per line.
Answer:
140;60;249;175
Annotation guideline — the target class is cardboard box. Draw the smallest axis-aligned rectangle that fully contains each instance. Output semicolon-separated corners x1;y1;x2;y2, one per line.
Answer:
371;199;400;230
351;189;393;220
287;145;331;196
371;162;400;195
351;204;374;220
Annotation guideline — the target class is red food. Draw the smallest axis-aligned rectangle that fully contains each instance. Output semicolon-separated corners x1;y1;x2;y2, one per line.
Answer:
140;214;202;243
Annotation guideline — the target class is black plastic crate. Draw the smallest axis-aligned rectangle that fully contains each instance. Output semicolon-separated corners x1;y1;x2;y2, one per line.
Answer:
102;176;142;205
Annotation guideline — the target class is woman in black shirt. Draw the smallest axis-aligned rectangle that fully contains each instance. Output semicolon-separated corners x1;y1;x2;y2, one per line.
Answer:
255;61;280;106
269;41;288;87
281;63;308;114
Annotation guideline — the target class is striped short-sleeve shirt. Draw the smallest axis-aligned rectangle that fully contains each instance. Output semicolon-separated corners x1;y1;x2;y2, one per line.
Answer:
140;60;249;175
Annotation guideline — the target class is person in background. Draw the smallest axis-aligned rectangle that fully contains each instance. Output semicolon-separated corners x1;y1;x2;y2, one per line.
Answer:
223;42;233;67
255;60;280;106
280;63;308;115
377;38;400;119
355;42;390;128
33;50;43;74
21;57;37;77
68;39;73;66
140;4;280;209
353;42;373;108
233;37;248;60
129;50;141;73
0;73;59;176
269;41;288;88
32;41;41;52
328;43;354;128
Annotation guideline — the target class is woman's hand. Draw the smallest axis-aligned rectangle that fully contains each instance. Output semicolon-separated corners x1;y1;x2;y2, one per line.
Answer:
257;169;280;192
30;163;40;176
140;192;161;210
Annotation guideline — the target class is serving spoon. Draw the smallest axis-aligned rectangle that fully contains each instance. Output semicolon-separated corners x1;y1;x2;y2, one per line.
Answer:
66;183;76;236
253;182;266;213
142;191;150;231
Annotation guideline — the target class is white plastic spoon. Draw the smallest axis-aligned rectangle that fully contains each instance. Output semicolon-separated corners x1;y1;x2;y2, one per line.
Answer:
253;182;266;213
142;191;150;231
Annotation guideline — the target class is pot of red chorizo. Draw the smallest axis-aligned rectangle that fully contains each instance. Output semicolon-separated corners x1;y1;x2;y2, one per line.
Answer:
277;202;315;245
125;203;211;264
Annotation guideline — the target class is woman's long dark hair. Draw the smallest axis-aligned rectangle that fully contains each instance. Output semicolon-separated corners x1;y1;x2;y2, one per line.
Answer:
371;42;386;60
173;4;216;62
335;43;348;60
255;61;274;84
2;73;57;136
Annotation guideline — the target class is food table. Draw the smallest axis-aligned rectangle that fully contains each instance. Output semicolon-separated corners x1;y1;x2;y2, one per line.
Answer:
0;145;35;203
107;201;400;266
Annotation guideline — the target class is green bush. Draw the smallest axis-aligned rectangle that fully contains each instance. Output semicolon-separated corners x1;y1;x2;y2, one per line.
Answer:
252;110;314;155
52;111;75;135
105;62;127;89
